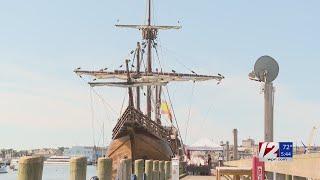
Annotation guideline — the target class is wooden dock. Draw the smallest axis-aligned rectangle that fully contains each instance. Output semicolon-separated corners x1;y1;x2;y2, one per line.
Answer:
182;176;216;180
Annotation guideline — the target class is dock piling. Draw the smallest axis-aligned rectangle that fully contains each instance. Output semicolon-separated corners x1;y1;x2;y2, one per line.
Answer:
159;161;165;180
153;160;159;180
164;161;171;180
117;159;132;180
18;156;44;180
69;157;87;180
134;159;144;180
145;160;153;180
97;157;112;180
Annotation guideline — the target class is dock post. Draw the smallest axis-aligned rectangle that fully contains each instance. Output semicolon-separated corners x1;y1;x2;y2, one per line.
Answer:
134;159;144;180
145;160;153;180
164;161;171;180
18;156;44;180
117;159;132;180
285;175;292;180
153;160;159;180
97;157;112;180
69;157;87;180
159;161;165;180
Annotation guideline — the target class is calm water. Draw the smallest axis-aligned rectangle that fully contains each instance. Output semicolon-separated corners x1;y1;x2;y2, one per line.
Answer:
0;164;97;180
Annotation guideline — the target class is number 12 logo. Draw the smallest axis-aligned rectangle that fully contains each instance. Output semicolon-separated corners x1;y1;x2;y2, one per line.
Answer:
259;142;279;160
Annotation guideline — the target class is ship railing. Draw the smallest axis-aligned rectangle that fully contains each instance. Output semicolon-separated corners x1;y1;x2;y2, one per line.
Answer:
112;107;131;138
112;106;170;140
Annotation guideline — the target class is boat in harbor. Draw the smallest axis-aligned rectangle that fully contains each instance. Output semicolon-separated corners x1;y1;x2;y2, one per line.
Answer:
74;0;224;176
9;158;19;171
0;162;8;173
44;156;70;164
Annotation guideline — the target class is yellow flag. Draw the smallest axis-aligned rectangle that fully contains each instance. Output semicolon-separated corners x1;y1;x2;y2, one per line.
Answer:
161;102;172;122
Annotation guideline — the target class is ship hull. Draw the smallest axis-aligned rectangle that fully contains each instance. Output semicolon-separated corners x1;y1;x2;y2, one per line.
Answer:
107;130;173;176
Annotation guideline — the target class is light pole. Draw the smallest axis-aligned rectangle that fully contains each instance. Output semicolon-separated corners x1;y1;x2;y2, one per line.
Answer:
249;55;279;142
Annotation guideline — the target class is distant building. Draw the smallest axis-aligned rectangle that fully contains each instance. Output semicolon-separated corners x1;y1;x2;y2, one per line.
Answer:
63;146;107;162
29;148;61;158
242;138;255;148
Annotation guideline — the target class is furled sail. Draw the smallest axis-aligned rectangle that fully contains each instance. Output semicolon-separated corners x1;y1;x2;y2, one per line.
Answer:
88;81;168;88
74;69;224;86
115;24;182;30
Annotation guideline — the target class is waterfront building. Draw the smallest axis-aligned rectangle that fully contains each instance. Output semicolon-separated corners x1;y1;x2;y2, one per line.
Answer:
242;138;255;148
63;146;106;162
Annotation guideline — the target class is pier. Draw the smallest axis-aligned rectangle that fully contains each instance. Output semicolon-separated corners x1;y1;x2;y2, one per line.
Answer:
14;153;320;179
224;153;320;179
16;156;178;180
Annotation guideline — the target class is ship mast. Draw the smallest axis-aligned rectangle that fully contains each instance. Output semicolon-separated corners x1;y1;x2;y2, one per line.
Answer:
74;1;225;123
146;0;152;118
136;42;141;110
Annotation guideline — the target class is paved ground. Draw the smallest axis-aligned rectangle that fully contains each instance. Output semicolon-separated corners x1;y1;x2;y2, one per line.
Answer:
181;176;219;180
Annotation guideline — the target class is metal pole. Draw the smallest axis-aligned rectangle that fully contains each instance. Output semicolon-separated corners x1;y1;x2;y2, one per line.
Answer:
233;129;238;160
264;82;274;142
226;141;230;161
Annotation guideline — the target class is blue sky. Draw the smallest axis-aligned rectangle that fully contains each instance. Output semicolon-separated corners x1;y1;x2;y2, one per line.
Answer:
1;0;319;150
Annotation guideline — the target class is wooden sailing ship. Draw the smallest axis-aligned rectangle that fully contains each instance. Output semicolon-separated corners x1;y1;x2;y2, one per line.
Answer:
74;0;224;176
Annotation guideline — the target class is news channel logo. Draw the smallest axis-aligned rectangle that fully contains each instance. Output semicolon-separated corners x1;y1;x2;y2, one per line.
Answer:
258;142;293;162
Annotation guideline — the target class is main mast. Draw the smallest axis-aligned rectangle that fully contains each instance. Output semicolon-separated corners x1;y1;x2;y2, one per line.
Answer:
146;0;152;118
74;1;224;125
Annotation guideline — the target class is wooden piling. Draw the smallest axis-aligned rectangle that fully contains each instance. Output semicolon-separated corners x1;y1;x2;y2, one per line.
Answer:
153;160;159;180
97;157;112;180
134;159;144;180
18;156;44;180
145;160;153;180
159;161;165;180
164;161;171;180
69;157;87;180
117;159;132;180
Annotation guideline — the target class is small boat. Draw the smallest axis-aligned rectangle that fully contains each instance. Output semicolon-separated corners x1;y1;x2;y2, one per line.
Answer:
9;158;19;171
0;162;8;173
44;156;70;164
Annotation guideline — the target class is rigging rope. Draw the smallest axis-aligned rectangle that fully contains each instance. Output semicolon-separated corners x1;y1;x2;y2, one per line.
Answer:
89;88;96;147
80;76;117;117
90;88;109;148
79;76;120;147
154;41;164;71
158;43;199;74
91;88;117;119
184;82;195;143
119;89;127;116
199;105;214;131
164;86;185;153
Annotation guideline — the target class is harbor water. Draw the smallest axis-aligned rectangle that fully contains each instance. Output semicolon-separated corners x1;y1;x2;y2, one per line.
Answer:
0;164;97;180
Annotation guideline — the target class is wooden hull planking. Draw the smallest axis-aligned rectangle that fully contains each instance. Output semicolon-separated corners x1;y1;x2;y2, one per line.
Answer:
107;131;173;176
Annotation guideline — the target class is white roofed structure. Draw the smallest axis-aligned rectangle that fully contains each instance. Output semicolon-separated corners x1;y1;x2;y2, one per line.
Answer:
187;138;223;151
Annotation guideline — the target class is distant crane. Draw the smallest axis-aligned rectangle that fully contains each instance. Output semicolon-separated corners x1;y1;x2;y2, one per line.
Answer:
306;126;319;153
